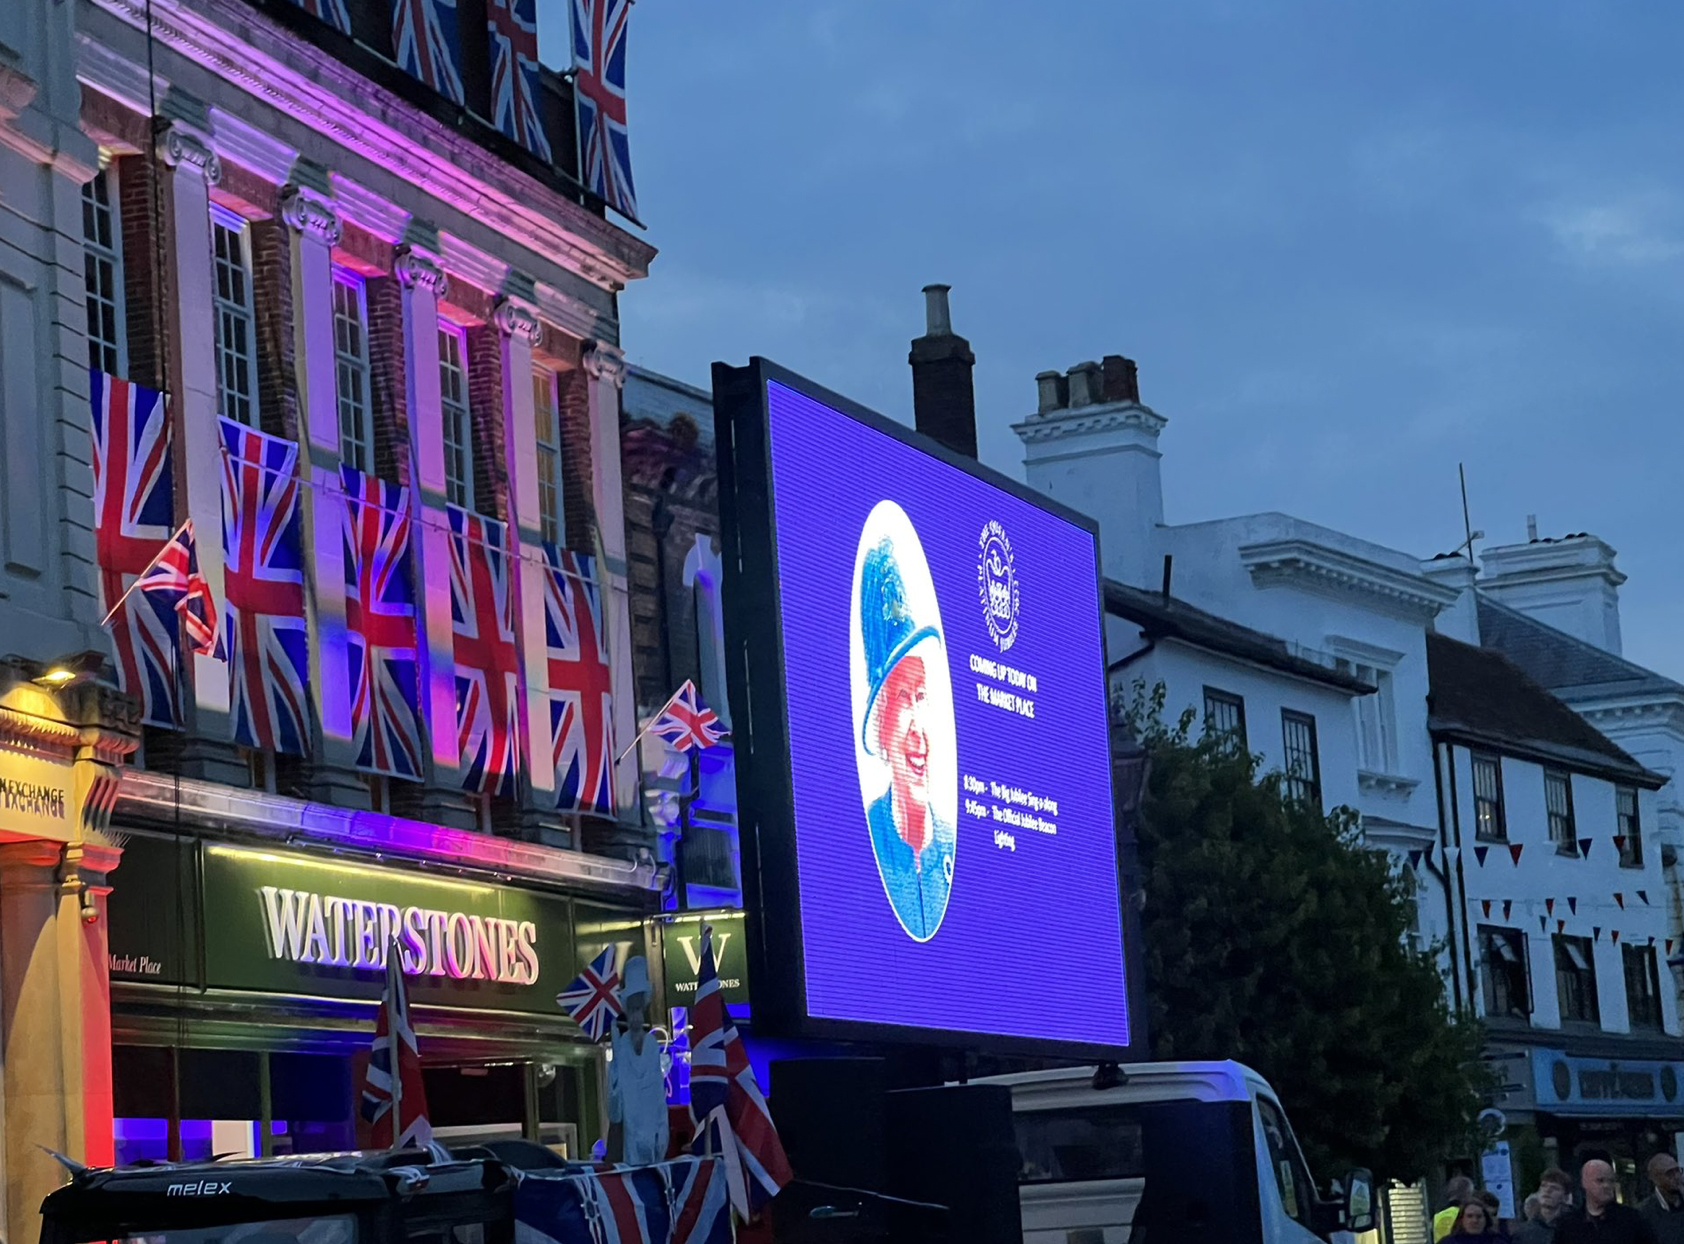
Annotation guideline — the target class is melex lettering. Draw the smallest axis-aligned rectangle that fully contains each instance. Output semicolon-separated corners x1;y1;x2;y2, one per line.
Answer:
259;886;540;984
166;1181;233;1196
0;776;66;819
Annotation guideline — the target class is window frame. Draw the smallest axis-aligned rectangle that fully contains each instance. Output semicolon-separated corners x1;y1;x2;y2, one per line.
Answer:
1478;925;1531;1020
532;367;565;546
1471;752;1507;843
437;319;474;511
1553;934;1600;1025
1256;1095;1315;1227
1280;710;1321;807
1624;943;1663;1030
80;167;126;376
1202;686;1247;751
1617;785;1644;869
332;267;375;473
1545;770;1577;855
210;204;259;427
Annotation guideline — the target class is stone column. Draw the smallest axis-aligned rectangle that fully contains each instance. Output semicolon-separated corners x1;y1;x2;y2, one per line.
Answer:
282;162;361;805
156;95;238;778
0;836;123;1235
494;295;558;821
397;235;473;827
582;343;640;817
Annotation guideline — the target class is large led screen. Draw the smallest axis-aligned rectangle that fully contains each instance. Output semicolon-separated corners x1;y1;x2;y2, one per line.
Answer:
760;377;1130;1049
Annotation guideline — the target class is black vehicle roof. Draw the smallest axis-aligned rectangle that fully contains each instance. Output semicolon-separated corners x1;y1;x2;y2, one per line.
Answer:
40;1151;513;1238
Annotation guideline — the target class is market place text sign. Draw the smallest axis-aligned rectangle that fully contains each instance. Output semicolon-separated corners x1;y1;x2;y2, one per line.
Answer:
260;886;540;984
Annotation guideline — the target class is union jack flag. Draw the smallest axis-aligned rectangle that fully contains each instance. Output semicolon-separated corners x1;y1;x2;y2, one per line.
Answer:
571;0;638;220
133;520;223;659
392;0;465;104
448;505;519;795
514;1158;731;1244
651;680;725;754
555;944;622;1042
546;545;615;815
487;0;551;160
90;371;179;727
689;924;790;1218
221;418;310;756
360;941;432;1150
342;465;423;781
287;0;352;35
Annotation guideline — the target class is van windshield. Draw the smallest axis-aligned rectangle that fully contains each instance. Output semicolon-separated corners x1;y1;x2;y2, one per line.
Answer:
68;1214;355;1244
1015;1099;1263;1242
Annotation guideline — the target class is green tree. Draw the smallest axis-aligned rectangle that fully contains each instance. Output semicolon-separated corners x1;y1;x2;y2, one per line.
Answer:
1122;683;1489;1184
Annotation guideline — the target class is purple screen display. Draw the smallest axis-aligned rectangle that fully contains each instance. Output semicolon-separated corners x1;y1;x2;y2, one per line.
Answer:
765;380;1130;1047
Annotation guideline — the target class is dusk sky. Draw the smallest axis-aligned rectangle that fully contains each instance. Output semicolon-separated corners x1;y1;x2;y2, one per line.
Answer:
539;2;1682;673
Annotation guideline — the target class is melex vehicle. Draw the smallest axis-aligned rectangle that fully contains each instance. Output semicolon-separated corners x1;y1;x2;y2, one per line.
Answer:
997;1061;1375;1244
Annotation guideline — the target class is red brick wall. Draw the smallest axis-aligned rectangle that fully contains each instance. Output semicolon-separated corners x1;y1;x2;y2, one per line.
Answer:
367;276;409;486
467;323;508;522
251;213;299;442
557;364;596;556
116;155;168;392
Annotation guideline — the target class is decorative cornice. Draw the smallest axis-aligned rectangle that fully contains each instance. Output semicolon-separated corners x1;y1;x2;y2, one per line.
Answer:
280;183;341;244
156;119;221;184
394;244;449;298
1359;770;1422;797
1013;401;1166;446
0;706;80;753
1240;538;1459;622
494;297;542;346
584;341;627;388
0;63;39;120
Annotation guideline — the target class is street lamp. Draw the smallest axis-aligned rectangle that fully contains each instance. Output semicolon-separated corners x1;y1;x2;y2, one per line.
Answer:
29;650;105;690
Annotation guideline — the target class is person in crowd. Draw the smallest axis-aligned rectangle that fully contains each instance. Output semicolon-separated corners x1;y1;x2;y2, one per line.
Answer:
1478;1190;1512;1238
1439;1177;1478;1241
1526;1196;1545;1224
1557;1159;1659;1244
1640;1152;1684;1244
1515;1169;1577;1244
1446;1199;1506;1243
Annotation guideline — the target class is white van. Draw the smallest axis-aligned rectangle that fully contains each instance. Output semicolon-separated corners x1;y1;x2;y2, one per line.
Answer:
987;1061;1375;1244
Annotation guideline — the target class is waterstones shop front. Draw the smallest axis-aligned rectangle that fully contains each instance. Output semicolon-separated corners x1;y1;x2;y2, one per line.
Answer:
105;830;656;1164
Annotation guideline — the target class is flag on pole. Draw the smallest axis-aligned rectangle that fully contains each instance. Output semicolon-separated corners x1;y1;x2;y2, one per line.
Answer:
546;546;615;815
360;942;431;1150
342;466;423;781
392;0;466;103
556;945;622;1042
448;506;519;795
570;0;638;220
132;520;223;658
688;924;791;1218
487;0;551;159
288;0;352;34
651;680;726;754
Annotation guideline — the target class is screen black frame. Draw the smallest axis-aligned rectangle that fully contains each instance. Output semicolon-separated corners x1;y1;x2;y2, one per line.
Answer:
713;356;1146;1063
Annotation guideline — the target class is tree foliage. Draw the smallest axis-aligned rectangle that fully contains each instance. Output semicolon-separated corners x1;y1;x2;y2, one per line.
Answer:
1122;682;1489;1184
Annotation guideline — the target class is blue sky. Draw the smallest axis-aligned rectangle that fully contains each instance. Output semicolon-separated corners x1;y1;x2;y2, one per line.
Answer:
539;2;1682;672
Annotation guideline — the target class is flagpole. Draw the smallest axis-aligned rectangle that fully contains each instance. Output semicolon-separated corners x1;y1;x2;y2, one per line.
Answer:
99;518;191;627
387;941;401;1152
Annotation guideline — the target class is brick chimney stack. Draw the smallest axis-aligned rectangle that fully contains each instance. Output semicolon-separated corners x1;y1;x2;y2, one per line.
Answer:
909;283;978;459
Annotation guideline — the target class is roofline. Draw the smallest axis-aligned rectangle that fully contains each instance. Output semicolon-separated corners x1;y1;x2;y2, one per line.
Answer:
1428;723;1668;790
625;363;713;405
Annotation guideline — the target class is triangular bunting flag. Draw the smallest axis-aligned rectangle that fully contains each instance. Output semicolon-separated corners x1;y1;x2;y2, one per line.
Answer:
1649;935;1657;947
1612;930;1621;945
1579;837;1593;857
1669;939;1676;957
1546;899;1556;916
1568;897;1578;915
1614;835;1627;855
1482;900;1493;918
1510;843;1524;865
1558;920;1567;935
1615;893;1625;910
1593;926;1601;941
1503;900;1513;920
1475;845;1490;867
1638;890;1650;905
1540;915;1548;933
1408;849;1423;870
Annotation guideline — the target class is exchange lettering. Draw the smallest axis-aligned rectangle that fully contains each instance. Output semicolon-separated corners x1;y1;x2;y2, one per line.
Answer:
0;777;66;820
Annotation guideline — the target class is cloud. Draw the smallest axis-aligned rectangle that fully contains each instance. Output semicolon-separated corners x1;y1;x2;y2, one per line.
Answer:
1542;194;1684;265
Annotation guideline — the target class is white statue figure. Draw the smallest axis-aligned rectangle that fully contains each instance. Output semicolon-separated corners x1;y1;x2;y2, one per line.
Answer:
606;955;668;1165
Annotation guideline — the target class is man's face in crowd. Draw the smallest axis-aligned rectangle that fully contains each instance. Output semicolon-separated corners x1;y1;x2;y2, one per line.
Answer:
1539;1182;1565;1215
1584;1161;1618;1212
878;655;930;810
1653;1156;1682;1199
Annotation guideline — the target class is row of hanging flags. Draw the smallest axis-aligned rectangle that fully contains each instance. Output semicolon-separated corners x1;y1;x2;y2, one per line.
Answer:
90;371;618;816
286;0;638;221
1407;838;1649;870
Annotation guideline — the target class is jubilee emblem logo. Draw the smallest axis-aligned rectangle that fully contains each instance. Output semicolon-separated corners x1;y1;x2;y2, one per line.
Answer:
978;520;1019;652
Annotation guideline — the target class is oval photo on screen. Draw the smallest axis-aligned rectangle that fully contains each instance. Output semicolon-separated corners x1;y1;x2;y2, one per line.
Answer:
849;499;958;942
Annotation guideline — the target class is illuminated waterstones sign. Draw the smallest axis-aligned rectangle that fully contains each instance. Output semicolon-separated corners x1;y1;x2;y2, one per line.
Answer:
259;886;540;984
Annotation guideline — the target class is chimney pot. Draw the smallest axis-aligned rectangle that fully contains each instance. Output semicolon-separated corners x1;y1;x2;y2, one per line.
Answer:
1526;514;1538;542
1034;370;1066;414
921;284;952;336
1067;361;1101;408
1101;355;1141;404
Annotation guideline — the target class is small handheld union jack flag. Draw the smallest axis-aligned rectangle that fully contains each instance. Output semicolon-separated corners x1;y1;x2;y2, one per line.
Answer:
649;680;726;754
121;520;223;659
556;944;623;1042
